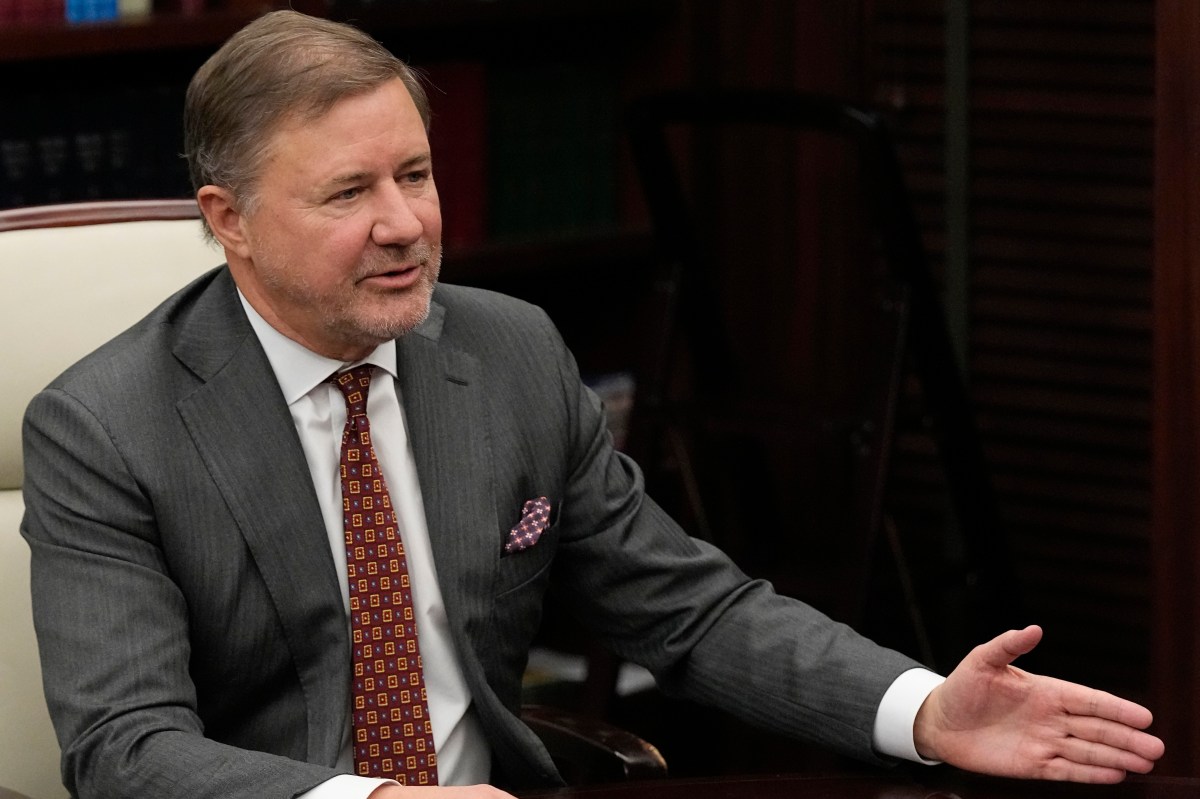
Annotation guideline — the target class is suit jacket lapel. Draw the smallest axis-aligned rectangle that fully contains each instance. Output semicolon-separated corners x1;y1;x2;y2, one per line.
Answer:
395;302;497;657
397;300;559;785
171;269;348;765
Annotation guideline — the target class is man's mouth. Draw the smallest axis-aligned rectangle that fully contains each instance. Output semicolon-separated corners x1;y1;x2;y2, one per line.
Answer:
359;262;421;289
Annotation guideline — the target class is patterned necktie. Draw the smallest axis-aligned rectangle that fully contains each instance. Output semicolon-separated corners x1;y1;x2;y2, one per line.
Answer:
332;366;438;786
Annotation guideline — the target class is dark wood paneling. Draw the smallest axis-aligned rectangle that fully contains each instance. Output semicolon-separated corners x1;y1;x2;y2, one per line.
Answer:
869;0;1155;694
1151;0;1200;778
969;0;1154;694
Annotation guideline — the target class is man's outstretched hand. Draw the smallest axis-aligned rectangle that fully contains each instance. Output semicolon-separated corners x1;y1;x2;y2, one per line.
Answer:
914;625;1165;783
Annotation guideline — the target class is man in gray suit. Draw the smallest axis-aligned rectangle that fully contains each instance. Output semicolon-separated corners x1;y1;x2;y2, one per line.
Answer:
21;10;1163;799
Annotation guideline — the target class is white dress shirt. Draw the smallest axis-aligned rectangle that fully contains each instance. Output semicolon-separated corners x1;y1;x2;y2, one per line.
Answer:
240;295;489;798
237;294;940;797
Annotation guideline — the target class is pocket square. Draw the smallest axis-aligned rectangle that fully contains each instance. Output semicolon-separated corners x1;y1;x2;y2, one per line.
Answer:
505;497;551;554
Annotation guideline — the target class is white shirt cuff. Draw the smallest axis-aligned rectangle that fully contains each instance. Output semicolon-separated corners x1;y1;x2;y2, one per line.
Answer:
872;667;945;764
297;775;398;799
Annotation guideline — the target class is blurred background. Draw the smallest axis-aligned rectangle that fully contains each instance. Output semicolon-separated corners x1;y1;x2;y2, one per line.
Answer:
4;0;1199;779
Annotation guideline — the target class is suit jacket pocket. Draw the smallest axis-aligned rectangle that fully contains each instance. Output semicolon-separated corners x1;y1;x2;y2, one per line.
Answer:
494;521;557;599
485;525;558;704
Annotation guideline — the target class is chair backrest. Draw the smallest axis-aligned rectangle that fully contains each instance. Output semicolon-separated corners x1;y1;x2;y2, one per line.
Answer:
0;200;220;799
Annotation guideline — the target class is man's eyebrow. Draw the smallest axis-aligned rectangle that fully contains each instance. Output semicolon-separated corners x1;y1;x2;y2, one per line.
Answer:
399;152;433;170
319;154;433;191
323;171;371;190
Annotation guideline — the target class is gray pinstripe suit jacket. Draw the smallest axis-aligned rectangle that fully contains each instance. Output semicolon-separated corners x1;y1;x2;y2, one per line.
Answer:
21;267;920;799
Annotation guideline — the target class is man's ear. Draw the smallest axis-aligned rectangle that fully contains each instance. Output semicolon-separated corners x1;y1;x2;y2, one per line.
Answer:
197;185;252;260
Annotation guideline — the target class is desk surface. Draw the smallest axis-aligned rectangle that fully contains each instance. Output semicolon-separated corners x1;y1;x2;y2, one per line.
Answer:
2;773;1195;799
526;772;1200;799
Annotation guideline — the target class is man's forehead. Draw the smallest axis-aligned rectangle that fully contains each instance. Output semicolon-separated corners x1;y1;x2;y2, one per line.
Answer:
265;80;424;154
280;77;417;130
253;92;430;192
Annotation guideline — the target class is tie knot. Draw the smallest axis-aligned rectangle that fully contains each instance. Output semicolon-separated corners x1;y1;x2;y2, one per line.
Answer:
331;365;375;418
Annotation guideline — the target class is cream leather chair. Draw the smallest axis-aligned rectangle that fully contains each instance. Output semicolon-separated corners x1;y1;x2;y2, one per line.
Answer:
0;200;220;799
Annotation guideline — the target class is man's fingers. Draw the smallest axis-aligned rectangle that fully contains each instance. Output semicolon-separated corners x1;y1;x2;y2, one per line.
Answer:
1064;714;1166;762
1016;715;1167;782
1045;734;1160;778
1057;684;1155;730
1040;758;1130;785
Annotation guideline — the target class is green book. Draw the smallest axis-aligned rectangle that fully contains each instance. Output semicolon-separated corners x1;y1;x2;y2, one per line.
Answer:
486;60;618;242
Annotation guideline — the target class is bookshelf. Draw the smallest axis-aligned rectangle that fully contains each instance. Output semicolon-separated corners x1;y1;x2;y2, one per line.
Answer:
0;0;678;274
0;8;266;62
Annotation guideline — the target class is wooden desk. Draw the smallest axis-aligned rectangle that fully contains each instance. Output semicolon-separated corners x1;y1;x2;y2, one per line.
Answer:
524;772;1200;799
3;772;1193;799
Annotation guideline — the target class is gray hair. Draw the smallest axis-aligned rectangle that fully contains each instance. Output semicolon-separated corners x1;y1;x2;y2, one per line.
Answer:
184;10;430;229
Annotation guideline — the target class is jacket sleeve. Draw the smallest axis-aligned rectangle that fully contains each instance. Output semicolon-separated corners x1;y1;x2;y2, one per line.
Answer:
533;310;923;764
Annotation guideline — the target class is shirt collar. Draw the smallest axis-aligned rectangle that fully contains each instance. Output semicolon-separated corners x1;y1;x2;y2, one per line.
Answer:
237;290;398;405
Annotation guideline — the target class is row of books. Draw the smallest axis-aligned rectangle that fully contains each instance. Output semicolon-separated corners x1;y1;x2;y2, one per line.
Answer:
0;83;191;209
0;0;162;24
0;59;622;249
418;59;621;248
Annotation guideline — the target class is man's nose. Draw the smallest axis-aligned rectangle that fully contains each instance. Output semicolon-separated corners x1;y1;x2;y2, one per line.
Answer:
371;181;425;246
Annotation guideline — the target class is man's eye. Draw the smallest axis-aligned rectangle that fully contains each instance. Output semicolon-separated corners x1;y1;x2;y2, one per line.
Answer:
334;187;361;201
403;170;429;184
